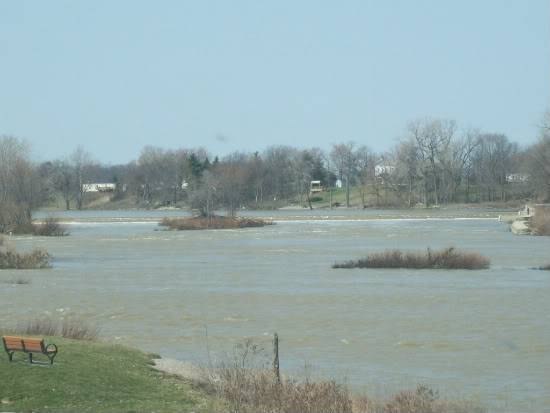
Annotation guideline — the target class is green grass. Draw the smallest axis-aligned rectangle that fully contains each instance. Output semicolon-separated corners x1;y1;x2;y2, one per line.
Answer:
0;337;215;412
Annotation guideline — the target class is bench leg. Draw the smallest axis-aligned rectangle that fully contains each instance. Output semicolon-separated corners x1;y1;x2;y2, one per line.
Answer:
7;351;13;362
28;353;33;364
48;352;57;365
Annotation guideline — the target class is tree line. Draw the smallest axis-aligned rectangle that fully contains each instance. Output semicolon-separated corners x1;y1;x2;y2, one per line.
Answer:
1;114;549;229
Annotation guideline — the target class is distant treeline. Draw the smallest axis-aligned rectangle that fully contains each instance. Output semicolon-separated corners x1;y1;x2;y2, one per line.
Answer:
1;114;549;230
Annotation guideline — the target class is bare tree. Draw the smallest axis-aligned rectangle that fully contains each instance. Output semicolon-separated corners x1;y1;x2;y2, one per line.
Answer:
330;142;357;207
0;136;40;231
71;146;94;210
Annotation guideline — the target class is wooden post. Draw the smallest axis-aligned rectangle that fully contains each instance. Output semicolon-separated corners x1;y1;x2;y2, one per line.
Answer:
273;332;280;383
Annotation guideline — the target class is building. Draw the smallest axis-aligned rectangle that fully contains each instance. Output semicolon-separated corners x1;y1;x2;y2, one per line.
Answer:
82;183;117;193
506;173;529;183
310;180;323;193
375;165;395;178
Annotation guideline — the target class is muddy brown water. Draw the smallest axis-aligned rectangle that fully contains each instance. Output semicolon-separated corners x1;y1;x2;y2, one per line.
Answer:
2;208;549;412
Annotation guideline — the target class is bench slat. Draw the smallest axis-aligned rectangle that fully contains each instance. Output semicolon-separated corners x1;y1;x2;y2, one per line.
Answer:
23;339;44;353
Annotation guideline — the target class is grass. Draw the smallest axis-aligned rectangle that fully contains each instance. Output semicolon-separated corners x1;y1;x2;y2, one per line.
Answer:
11;318;100;341
160;215;273;230
333;247;490;270
0;337;212;413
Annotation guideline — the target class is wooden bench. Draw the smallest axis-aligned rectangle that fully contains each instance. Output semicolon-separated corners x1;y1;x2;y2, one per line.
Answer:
2;336;58;364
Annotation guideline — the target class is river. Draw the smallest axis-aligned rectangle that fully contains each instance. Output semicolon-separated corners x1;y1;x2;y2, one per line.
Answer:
1;208;549;412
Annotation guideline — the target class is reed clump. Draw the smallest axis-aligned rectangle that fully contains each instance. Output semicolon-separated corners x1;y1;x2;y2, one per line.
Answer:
32;217;69;236
206;339;352;413
333;247;490;270
531;208;550;235
203;340;485;413
0;236;51;269
12;318;99;340
160;215;273;230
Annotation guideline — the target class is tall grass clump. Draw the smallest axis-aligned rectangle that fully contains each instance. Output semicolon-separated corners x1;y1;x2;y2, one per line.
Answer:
12;318;99;340
160;215;273;230
333;247;490;270
531;207;550;235
202;340;485;413
32;217;69;236
0;236;51;269
206;339;352;413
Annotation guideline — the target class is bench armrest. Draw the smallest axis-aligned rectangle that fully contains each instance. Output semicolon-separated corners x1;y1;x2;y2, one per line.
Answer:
45;343;58;354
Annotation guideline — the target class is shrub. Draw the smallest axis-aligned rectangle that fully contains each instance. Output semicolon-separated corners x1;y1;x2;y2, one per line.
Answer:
333;247;490;270
207;339;352;413
203;340;485;413
0;248;51;269
160;215;273;230
32;217;69;236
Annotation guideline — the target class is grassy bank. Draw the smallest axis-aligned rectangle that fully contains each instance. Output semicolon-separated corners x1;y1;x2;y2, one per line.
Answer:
160;215;273;230
333;247;490;270
0;336;214;413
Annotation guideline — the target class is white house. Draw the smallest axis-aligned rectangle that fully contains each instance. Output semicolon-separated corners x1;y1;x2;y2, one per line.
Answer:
506;173;529;183
375;165;395;177
82;183;117;193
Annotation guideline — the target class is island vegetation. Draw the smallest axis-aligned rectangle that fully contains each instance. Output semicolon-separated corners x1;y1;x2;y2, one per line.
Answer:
160;215;273;230
0;235;51;269
333;247;490;270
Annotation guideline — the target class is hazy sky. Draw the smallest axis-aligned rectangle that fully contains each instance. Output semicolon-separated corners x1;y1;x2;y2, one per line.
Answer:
1;1;548;164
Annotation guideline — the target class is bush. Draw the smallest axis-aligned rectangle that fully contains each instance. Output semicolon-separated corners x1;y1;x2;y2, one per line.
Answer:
160;215;273;230
333;247;490;270
0;247;51;269
207;339;352;413
531;207;550;235
203;340;485;413
32;217;69;236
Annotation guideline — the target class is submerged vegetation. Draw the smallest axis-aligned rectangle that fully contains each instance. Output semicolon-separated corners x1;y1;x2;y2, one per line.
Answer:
0;236;51;269
159;215;273;230
333;247;490;270
31;217;69;236
7;318;100;341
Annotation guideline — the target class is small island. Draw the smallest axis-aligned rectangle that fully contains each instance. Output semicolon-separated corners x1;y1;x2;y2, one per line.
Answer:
333;247;490;270
159;215;273;230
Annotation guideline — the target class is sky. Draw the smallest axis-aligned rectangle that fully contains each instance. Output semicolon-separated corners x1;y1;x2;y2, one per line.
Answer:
0;0;549;164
